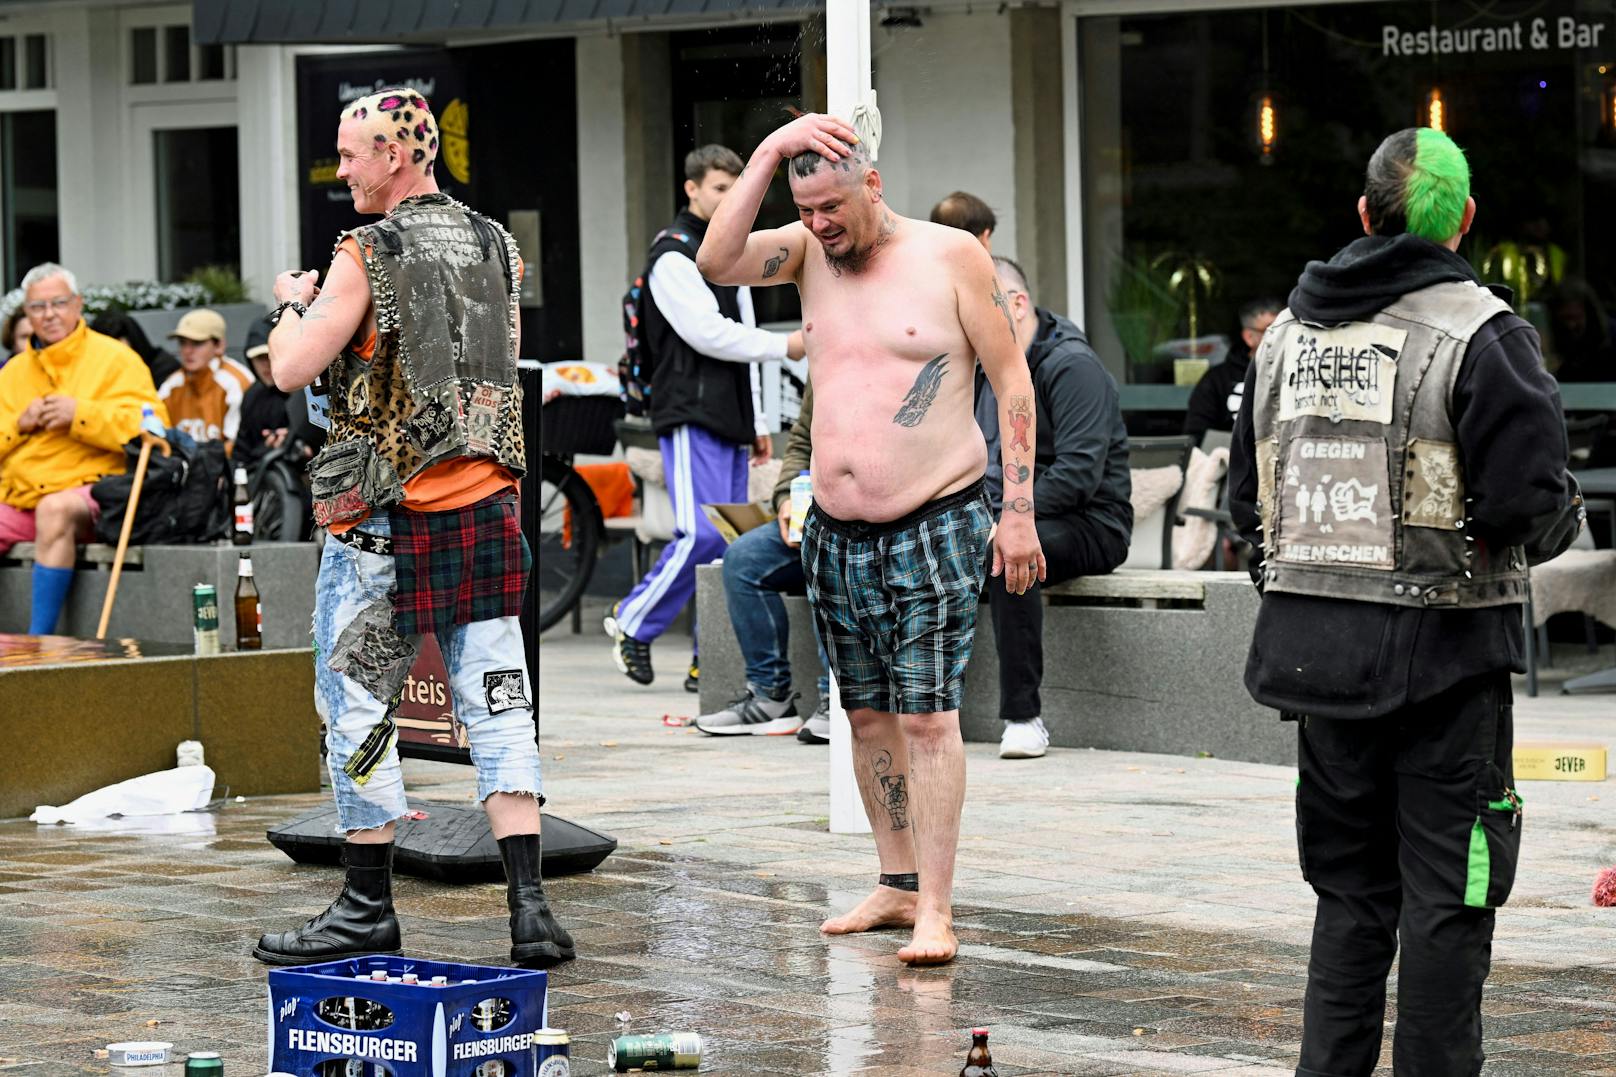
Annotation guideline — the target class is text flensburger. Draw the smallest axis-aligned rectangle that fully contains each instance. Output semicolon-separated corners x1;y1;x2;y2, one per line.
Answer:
1383;17;1605;56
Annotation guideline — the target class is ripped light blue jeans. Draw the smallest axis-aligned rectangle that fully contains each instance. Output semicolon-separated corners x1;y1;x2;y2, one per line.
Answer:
314;514;542;832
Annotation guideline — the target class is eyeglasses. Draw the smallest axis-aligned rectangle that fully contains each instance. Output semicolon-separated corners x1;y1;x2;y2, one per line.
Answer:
22;296;77;316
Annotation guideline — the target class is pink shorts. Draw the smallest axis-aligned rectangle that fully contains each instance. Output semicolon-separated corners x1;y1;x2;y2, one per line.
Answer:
0;486;101;557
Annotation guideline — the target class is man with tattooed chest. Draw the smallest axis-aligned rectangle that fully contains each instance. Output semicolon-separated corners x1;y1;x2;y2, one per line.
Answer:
700;113;1045;965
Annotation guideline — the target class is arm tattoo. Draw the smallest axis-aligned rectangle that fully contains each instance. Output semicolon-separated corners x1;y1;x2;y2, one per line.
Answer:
1008;462;1030;484
1006;394;1033;451
762;246;789;279
892;354;949;428
1005;496;1033;514
878;774;910;831
991;281;1016;343
302;290;337;323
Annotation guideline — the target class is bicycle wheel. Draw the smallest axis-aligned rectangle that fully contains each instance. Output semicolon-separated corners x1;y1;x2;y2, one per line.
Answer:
537;454;602;632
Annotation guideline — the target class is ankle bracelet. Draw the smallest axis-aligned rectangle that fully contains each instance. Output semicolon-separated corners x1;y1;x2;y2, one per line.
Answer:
878;872;919;892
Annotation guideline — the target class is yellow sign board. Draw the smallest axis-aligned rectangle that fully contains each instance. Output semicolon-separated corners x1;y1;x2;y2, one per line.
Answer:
1514;742;1607;782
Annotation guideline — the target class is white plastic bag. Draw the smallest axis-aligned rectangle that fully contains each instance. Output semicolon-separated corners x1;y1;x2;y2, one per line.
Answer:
30;765;216;825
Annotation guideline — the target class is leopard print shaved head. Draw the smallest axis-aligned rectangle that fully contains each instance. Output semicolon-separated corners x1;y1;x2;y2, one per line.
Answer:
343;87;439;175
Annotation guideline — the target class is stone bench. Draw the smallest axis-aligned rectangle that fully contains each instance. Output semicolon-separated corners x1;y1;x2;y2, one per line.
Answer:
0;541;318;649
695;564;1291;766
0;645;321;819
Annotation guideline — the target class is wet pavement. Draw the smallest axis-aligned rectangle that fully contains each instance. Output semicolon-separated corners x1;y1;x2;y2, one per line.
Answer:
1;612;1615;1074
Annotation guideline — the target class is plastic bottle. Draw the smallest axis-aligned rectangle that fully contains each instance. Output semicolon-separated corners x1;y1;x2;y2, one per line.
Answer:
788;471;813;543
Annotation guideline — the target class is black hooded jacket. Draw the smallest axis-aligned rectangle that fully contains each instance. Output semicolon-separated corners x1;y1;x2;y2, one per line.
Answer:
642;209;755;446
1230;234;1579;718
976;308;1132;546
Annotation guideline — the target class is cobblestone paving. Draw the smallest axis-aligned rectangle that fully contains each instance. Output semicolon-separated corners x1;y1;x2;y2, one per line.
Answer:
0;619;1614;1074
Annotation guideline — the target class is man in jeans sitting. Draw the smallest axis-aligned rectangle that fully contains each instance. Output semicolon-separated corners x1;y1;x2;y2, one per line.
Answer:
696;380;832;743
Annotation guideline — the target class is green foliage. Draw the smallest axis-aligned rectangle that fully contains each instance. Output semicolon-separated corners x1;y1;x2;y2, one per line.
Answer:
1106;252;1185;369
185;264;251;305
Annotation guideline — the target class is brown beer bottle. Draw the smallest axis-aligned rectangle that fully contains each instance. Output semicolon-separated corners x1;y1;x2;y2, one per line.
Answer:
235;553;261;650
960;1028;998;1077
232;466;253;546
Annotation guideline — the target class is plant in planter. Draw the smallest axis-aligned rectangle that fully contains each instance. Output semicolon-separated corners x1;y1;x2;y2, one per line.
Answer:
1106;251;1184;382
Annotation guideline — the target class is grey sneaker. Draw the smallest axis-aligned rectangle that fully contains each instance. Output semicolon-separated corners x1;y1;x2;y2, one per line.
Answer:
797;696;831;744
696;684;801;736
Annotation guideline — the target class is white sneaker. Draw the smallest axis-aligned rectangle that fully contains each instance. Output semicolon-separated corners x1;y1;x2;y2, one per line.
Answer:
695;684;802;736
1000;717;1050;759
797;698;831;744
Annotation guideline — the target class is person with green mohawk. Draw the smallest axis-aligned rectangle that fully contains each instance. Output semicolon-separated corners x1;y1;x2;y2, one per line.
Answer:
1229;127;1585;1075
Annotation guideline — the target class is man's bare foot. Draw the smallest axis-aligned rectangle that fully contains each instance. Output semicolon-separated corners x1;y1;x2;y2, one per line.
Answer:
820;885;918;935
897;909;957;965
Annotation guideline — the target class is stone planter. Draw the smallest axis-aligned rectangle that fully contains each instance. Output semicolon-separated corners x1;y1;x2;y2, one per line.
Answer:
126;302;268;358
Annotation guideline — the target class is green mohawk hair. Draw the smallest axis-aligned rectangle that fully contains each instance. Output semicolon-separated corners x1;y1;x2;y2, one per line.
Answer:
1404;128;1470;243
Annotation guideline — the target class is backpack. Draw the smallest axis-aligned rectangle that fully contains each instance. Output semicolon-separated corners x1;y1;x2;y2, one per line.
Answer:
90;428;232;546
618;229;695;417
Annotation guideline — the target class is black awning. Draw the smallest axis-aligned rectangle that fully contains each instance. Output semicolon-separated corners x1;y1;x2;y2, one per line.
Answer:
193;0;820;44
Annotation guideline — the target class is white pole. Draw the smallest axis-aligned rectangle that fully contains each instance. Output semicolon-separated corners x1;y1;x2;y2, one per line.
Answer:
824;0;874;837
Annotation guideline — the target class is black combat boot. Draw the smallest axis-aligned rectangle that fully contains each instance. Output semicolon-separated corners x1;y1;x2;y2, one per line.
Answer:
499;833;576;969
253;841;402;966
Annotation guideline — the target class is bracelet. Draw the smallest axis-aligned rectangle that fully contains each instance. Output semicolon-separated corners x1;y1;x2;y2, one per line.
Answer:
270;299;308;326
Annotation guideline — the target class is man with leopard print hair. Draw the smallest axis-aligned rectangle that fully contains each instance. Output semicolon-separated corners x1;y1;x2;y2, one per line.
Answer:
254;86;572;970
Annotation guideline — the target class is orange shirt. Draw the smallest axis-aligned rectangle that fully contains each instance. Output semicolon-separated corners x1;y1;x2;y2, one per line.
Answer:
328;238;517;534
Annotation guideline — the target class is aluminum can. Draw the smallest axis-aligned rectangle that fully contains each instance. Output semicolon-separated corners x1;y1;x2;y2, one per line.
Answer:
183;1052;223;1076
788;471;812;543
608;1033;703;1072
192;585;220;655
535;1027;571;1076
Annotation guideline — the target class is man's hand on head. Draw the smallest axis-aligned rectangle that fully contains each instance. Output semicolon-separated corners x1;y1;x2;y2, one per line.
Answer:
39;395;76;432
764;114;858;164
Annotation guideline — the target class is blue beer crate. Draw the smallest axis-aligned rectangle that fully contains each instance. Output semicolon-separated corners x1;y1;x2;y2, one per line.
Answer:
268;955;549;1077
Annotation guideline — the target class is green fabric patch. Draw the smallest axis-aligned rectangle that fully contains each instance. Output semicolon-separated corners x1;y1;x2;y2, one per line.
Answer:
1464;818;1491;908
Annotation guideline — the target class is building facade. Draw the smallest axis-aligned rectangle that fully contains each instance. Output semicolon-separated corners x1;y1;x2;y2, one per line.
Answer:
0;0;1610;414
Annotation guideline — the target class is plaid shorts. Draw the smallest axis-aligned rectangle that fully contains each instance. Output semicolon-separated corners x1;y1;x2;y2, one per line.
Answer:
801;479;992;714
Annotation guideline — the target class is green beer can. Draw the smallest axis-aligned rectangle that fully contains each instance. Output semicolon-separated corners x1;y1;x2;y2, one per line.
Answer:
608;1032;702;1072
184;1051;223;1075
192;584;220;655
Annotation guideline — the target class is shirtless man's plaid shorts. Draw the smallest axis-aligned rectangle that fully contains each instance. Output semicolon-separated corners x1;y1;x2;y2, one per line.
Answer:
800;478;993;714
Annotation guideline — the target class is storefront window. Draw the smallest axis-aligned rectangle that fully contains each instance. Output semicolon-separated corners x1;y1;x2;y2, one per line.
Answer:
154;126;239;281
1;110;59;287
1081;0;1616;393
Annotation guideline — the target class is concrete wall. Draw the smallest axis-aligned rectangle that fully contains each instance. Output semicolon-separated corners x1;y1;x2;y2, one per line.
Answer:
576;34;632;365
873;12;1018;259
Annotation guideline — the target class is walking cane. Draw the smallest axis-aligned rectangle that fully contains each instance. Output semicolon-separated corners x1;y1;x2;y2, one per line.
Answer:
96;428;171;640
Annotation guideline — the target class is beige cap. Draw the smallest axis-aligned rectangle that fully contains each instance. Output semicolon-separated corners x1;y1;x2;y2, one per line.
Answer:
169;309;227;343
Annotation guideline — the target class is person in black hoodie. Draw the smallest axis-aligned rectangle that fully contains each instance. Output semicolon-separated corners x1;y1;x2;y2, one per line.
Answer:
1182;297;1280;444
977;257;1131;759
1230;128;1583;1077
607;145;805;689
89;309;179;388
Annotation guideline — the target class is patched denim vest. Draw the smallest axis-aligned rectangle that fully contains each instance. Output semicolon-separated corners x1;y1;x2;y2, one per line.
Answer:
309;193;526;527
1250;280;1528;610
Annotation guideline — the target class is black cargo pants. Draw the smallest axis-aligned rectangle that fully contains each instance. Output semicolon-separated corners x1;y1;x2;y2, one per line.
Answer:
1294;671;1520;1077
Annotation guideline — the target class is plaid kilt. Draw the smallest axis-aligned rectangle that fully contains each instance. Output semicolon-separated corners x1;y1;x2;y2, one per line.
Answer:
390;490;531;638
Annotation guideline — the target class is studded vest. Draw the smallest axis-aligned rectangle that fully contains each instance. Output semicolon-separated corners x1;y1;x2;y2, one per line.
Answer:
1249;280;1529;610
309;193;526;527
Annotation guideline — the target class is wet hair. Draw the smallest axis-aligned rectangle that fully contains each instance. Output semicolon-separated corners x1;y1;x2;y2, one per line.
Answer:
932;192;997;238
993;255;1031;301
1238;297;1283;329
684;144;744;183
341;86;439;175
1363;127;1470;243
789;143;872;185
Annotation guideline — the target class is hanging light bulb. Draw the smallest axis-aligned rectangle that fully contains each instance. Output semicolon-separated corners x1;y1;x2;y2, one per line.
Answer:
1259;94;1277;160
1427;88;1445;132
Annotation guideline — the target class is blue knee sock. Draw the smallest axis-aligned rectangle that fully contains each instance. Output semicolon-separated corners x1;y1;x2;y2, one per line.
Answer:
29;564;74;634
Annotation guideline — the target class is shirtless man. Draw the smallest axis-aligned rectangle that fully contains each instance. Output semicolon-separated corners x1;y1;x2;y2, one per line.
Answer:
699;113;1045;965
